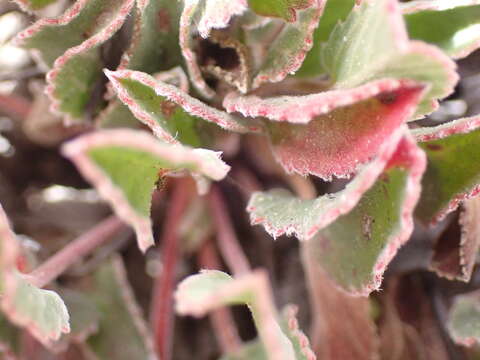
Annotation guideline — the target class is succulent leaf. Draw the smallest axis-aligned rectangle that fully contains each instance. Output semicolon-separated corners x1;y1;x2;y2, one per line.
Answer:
413;116;480;224
302;135;426;295
16;0;135;120
0;204;70;346
429;197;480;282
175;269;308;360
106;69;261;144
62;129;230;252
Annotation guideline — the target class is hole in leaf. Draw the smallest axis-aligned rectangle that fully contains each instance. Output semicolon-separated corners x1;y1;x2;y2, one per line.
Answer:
196;37;241;71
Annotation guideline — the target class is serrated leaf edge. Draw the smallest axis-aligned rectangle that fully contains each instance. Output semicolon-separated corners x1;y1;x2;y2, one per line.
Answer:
62;129;230;252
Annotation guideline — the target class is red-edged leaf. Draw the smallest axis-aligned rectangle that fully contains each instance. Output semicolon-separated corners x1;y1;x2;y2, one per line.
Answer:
413;115;480;224
250;132;426;295
175;270;302;360
0;204;70;346
105;69;260;146
303;135;426;295
16;0;135;120
231;82;422;179
251;0;325;88
179;0;217;98
429;197;480;282
62;129;230;252
196;0;248;38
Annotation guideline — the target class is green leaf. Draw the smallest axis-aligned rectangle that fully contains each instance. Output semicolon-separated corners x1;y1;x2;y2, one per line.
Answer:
0;204;70;346
62;129;230;252
296;0;356;78
87;256;157;359
447;290;480;347
119;0;183;74
250;134;425;295
12;0;57;11
248;0;313;22
180;0;216;98
305;136;425;295
176;270;305;360
404;1;480;59
96;102;141;129
413;116;480;224
16;0;135;120
320;0;457;118
106;69;261;144
252;1;324;88
49;289;100;353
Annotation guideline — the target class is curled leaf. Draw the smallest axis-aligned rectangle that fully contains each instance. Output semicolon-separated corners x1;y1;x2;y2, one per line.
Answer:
429;197;480;282
251;0;324;88
106;69;260;145
62;129;230;252
231;82;422;179
0;204;70;346
413;115;480;224
16;0;135;120
250;132;426;295
175;269;301;360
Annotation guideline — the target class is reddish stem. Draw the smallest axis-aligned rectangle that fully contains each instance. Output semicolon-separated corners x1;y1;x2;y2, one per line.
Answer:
0;94;31;120
27;216;126;288
198;240;241;353
151;178;192;360
208;185;250;276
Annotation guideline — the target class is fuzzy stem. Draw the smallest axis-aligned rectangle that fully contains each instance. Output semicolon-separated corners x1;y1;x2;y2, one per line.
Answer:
198;239;241;353
208;185;250;276
27;216;126;288
151;178;192;360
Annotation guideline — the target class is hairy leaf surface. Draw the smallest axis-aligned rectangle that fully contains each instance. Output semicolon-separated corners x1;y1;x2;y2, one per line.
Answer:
106;70;260;144
413;116;480;224
62;129;230;252
176;270;314;360
0;204;70;346
16;0;135;120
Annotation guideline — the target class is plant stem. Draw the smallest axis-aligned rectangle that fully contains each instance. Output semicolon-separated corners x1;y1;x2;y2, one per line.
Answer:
151;178;191;360
27;216;126;288
208;185;251;276
198;239;241;354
